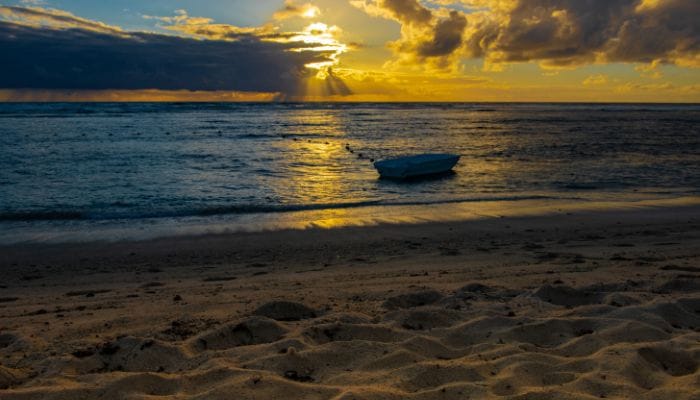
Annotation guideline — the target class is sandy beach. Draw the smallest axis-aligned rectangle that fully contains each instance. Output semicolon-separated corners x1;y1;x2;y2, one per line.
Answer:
1;204;700;399
3;0;700;398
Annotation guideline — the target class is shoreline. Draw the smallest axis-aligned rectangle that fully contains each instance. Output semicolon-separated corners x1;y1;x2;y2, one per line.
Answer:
2;194;699;246
1;201;699;399
2;197;700;267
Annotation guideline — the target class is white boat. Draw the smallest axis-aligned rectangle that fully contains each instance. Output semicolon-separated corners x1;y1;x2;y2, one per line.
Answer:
373;153;460;179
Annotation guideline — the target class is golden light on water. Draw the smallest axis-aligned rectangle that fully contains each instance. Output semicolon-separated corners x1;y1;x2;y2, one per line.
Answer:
267;111;358;228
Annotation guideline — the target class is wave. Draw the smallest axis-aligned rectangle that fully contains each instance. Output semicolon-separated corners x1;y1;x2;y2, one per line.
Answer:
0;195;562;223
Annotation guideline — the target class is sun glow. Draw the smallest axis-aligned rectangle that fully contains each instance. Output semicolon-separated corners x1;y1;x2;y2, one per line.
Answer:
289;22;349;74
302;7;319;18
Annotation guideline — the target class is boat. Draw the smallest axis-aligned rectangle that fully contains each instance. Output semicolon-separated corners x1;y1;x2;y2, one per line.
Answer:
373;153;460;180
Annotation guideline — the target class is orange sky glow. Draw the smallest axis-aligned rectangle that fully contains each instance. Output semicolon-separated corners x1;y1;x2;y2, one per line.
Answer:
0;0;698;102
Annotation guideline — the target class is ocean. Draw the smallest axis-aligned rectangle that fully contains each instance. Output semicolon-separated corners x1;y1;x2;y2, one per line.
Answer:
1;102;699;243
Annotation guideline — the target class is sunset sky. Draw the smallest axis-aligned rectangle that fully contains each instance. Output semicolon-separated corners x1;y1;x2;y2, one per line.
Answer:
1;0;698;102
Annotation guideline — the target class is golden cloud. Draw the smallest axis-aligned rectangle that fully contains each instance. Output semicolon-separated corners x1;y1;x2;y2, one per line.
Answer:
582;74;609;86
353;0;700;71
273;1;321;20
144;9;348;72
351;0;468;71
0;5;127;36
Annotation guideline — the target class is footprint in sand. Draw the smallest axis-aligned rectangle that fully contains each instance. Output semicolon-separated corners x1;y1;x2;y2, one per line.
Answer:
382;290;443;310
253;301;317;321
637;346;698;376
193;317;289;351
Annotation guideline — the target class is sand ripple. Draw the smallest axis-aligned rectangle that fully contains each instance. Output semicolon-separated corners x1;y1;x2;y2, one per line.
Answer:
3;283;699;400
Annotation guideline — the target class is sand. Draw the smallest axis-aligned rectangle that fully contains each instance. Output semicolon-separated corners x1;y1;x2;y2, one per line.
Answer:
1;204;699;399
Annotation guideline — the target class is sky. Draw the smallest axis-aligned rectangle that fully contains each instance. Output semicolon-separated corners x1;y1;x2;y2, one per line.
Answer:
0;0;698;102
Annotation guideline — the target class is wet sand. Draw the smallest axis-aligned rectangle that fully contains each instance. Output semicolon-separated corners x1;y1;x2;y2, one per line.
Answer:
1;204;700;399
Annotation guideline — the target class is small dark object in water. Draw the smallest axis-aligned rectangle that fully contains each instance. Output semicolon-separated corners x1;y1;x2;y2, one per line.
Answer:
374;154;460;180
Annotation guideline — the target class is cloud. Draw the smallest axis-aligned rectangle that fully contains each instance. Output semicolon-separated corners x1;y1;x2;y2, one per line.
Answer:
462;0;700;69
583;74;609;86
0;89;278;102
19;0;47;5
141;10;347;71
467;0;700;67
142;9;287;41
273;1;321;20
351;0;468;70
417;11;466;57
353;0;700;70
353;0;432;24
0;5;127;35
0;6;345;96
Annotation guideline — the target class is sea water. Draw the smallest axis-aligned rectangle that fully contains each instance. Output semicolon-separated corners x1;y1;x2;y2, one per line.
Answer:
1;103;699;243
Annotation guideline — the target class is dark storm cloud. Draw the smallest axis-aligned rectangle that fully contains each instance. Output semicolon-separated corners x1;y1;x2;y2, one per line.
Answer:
463;0;700;68
418;11;467;57
381;0;433;25
0;18;333;93
606;0;700;64
355;0;700;69
352;0;468;68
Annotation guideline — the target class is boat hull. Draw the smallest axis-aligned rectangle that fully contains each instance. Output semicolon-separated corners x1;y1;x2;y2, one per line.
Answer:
374;154;460;180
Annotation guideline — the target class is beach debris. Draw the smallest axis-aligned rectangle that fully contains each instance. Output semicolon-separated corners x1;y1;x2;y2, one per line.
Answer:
253;301;317;321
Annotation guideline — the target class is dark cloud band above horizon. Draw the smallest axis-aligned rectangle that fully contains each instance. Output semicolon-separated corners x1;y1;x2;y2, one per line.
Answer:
0;7;336;94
